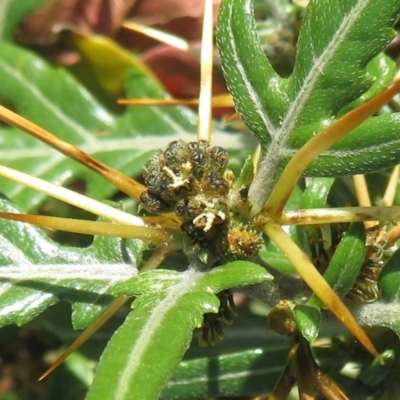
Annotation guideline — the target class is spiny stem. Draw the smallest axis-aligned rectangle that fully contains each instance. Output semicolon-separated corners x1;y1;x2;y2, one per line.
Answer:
0;213;181;245
264;220;380;360
197;0;214;142
263;80;400;218
267;363;296;400
0;105;146;201
296;335;349;399
141;245;174;272
353;174;372;207
39;296;130;381
382;165;400;207
387;224;400;246
122;21;190;51
353;174;376;229
118;94;234;108
280;206;400;225
0;165;146;226
119;99;201;106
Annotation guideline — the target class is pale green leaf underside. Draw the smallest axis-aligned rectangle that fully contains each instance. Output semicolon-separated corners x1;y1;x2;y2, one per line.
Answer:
0;197;139;329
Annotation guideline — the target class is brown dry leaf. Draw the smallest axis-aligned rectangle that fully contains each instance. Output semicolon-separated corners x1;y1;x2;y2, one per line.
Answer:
140;45;227;106
129;0;221;40
17;0;221;45
17;0;138;44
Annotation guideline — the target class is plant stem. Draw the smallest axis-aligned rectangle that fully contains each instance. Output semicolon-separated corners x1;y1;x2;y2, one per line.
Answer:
0;213;180;246
197;0;214;142
280;206;400;225
0;165;146;226
264;220;380;360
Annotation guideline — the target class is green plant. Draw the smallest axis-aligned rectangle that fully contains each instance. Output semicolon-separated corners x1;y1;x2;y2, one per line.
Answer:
1;0;400;399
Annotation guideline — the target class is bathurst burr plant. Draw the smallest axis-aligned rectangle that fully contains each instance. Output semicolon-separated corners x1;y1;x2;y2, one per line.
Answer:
1;0;400;399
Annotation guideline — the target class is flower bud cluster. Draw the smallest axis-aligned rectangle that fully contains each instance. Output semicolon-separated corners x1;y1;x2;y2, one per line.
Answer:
140;140;263;259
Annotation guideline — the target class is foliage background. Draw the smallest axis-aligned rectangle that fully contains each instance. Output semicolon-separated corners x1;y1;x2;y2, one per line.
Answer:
1;0;400;399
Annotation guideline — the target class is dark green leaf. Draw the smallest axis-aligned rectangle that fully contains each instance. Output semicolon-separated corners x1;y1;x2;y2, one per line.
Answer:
218;0;400;208
289;1;399;129
308;222;365;307
294;304;321;343
111;261;273;297
161;347;287;399
305;113;400;176
265;178;335;271
216;0;288;147
338;54;396;116
379;247;400;302
359;349;395;387
300;178;334;209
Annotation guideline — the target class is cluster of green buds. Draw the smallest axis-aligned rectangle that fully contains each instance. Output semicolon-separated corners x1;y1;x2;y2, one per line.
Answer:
140;140;263;260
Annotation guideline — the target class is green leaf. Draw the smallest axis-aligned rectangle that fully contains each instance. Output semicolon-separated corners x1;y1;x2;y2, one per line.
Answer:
307;113;400;176
300;178;335;209
0;196;141;329
338;53;396;116
294;304;321;343
216;0;288;147
111;261;272;297
0;40;250;212
217;0;400;207
288;1;399;129
263;178;335;273
86;264;271;400
0;0;46;41
161;347;287;399
308;222;365;308
379;247;400;302
358;349;395;387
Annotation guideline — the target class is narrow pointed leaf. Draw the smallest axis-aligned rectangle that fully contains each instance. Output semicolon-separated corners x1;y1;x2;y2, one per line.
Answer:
216;0;288;146
379;248;400;303
308;222;365;307
294;304;321;343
